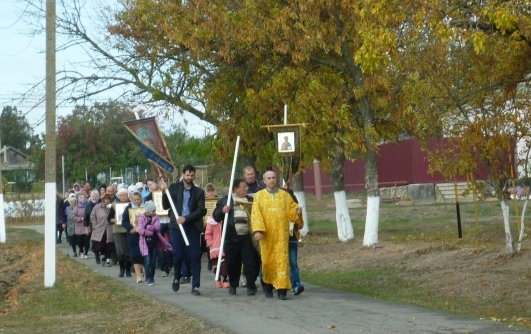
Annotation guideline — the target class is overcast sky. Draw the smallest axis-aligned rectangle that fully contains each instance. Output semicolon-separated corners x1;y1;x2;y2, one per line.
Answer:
0;0;211;137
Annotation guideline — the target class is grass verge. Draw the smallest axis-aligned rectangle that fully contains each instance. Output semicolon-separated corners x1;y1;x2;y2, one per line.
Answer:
0;228;225;334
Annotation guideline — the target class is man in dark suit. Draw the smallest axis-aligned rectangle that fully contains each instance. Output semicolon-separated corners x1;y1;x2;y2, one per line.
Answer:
161;165;207;296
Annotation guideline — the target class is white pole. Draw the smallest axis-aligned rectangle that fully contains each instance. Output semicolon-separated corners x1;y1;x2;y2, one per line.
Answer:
164;189;189;246
85;168;88;182
0;191;5;243
283;104;287;187
62;156;65;195
216;136;240;281
0;143;5;243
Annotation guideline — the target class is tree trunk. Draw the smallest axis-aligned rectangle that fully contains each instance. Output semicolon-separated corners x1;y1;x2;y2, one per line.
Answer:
517;198;528;252
331;150;354;242
362;127;380;246
293;173;309;237
501;199;514;254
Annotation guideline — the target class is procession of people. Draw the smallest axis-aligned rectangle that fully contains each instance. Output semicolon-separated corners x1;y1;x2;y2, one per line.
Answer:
59;165;305;300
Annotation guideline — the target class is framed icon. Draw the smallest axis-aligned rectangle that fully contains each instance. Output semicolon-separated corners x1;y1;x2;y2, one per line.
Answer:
152;190;169;216
277;132;295;153
128;207;146;228
113;202;129;225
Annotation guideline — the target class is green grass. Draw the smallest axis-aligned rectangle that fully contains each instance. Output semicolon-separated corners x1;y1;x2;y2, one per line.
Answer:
0;228;225;334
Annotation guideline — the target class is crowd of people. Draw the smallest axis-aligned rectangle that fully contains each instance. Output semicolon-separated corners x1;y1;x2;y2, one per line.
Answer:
56;165;305;300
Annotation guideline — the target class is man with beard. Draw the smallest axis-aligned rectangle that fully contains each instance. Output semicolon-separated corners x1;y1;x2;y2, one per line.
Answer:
160;165;207;296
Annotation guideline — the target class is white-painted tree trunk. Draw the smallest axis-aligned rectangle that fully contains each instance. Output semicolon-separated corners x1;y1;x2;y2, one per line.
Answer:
334;191;354;242
517;198;528;252
294;190;309;236
363;196;380;246
501;199;514;254
0;193;5;243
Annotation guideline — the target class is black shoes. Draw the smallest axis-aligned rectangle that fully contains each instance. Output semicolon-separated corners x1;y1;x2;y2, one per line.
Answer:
172;279;180;292
125;269;132;277
293;285;305;295
179;276;191;284
192;287;201;295
118;269;125;277
247;287;257;296
229;287;237;295
277;289;288;300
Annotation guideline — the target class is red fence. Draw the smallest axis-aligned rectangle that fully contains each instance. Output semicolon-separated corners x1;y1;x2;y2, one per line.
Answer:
302;138;493;196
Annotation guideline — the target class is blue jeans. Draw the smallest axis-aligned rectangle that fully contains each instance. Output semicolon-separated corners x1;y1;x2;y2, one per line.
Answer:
289;236;301;287
144;242;158;283
170;225;202;290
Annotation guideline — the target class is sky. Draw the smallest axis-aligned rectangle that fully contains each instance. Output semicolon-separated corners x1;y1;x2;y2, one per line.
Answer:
0;0;212;138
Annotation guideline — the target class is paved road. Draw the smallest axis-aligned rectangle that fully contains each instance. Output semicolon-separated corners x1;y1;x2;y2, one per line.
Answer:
15;225;530;334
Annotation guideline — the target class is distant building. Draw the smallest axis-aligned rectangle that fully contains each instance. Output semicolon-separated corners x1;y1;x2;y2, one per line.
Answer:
0;145;33;171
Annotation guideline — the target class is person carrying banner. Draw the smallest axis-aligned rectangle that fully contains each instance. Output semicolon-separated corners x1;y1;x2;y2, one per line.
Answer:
213;178;259;296
160;165;207;296
251;171;301;300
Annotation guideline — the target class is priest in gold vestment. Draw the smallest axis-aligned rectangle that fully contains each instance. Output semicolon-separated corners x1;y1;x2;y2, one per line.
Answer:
251;171;301;300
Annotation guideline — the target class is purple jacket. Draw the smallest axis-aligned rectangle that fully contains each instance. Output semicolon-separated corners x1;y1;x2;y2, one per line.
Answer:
71;204;86;236
137;213;172;257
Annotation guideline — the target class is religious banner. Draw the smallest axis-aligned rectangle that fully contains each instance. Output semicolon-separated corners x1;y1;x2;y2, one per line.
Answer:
123;117;177;177
264;124;304;183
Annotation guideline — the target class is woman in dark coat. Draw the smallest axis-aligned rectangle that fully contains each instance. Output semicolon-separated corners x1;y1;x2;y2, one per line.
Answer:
121;191;145;283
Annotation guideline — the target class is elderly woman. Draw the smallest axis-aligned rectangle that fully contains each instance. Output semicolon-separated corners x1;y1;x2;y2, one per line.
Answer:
71;191;89;258
122;191;145;283
90;194;116;267
63;193;78;256
107;187;132;277
84;190;101;263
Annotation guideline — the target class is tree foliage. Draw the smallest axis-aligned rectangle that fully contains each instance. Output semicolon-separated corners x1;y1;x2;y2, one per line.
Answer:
0;106;40;155
53;101;147;184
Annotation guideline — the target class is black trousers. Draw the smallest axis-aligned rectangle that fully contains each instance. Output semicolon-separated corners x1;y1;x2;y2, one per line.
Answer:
224;235;260;289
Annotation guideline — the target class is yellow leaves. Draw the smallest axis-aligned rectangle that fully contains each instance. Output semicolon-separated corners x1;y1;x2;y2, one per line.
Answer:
471;31;486;54
489;8;518;35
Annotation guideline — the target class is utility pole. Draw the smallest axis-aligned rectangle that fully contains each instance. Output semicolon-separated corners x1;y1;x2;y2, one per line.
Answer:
44;0;57;287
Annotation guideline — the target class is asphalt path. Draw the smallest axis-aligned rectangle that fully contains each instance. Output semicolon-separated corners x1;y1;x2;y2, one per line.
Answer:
15;224;531;334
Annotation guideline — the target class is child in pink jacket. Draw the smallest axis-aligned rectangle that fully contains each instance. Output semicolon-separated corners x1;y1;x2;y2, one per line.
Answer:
205;215;229;288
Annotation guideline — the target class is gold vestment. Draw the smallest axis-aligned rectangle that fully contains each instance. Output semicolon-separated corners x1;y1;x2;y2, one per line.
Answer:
251;189;300;289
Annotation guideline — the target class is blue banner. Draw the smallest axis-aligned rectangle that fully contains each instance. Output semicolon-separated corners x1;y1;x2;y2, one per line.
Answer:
132;136;176;174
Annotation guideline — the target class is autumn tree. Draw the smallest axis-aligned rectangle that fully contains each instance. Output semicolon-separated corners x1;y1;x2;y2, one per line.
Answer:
401;1;531;253
54;101;147;184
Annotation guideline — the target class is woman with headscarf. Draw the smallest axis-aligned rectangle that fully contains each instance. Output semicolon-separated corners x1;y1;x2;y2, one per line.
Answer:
107;187;133;277
84;190;101;263
122;191;145;283
90;194;116;267
72;191;89;258
63;193;78;256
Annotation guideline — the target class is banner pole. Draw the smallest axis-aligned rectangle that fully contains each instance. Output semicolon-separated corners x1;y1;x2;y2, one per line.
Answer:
164;189;190;246
215;136;240;281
